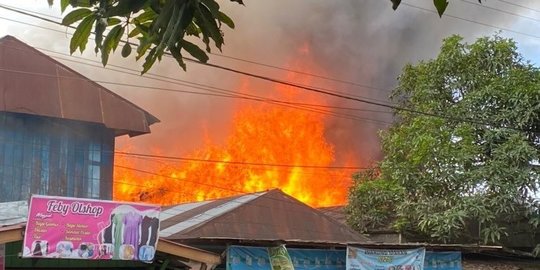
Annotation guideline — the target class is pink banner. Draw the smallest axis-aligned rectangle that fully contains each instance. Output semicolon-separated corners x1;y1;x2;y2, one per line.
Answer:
23;195;160;261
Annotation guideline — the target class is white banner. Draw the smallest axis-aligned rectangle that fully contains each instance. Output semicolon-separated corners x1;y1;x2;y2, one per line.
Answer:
346;246;425;270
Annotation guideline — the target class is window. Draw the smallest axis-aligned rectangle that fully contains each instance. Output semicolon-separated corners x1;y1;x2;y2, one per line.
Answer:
0;112;115;202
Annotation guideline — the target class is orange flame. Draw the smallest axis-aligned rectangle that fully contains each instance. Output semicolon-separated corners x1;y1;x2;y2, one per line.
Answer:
113;52;356;207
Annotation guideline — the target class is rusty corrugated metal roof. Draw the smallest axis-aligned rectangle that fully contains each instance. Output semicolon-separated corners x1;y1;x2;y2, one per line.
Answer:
159;189;370;244
318;206;347;225
0;35;159;137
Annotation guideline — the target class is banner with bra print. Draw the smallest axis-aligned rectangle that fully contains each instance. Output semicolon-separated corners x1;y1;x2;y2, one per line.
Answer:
22;195;160;262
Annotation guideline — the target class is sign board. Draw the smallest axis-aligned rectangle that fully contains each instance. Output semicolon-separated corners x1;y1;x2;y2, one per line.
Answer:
346;246;425;270
228;246;457;270
227;246;345;270
23;195;160;261
424;252;461;270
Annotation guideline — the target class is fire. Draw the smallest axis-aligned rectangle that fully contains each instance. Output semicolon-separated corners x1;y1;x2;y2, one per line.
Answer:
113;52;356;207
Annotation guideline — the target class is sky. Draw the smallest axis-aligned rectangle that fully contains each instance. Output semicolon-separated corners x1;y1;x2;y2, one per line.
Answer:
1;0;540;168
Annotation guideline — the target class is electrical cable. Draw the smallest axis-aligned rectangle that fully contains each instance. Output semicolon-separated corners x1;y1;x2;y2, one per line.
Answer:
0;4;396;105
0;6;535;133
0;138;369;170
400;2;540;39
0;62;393;125
460;0;540;24
0;3;393;95
494;0;540;14
114;151;366;170
0;5;482;129
113;164;353;210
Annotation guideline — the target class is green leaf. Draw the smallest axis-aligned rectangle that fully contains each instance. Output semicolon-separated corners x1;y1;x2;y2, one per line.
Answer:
69;14;96;54
94;18;107;53
434;0;449;17
200;0;220;18
181;40;209;63
61;0;70;12
141;47;158;74
101;25;125;65
165;1;186;48
129;22;151;38
217;11;234;29
134;9;157;24
121;43;132;58
186;22;200;37
61;8;92;25
391;0;401;10
106;0;147;17
169;44;187;71
69;0;94;8
136;36;154;60
150;0;175;33
129;27;142;38
107;17;122;26
195;2;223;51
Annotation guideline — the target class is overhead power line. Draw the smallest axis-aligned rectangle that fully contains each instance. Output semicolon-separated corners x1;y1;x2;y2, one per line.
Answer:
0;3;393;99
114;151;365;170
460;0;540;24
1;138;368;174
0;4;406;107
494;0;540;14
11;3;391;94
0;49;393;126
207;52;390;93
0;5;399;107
0;4;538;133
401;2;540;39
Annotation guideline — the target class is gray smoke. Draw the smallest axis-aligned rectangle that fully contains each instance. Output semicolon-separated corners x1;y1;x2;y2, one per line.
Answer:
1;0;538;167
210;0;540;166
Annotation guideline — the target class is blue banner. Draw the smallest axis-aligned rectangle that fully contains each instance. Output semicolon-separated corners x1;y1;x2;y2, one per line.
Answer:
289;248;346;270
227;246;271;270
227;246;346;270
346;247;425;270
227;246;460;270
424;252;461;270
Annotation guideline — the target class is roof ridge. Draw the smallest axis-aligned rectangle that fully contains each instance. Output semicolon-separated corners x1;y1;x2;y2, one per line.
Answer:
268;190;370;242
160;191;268;238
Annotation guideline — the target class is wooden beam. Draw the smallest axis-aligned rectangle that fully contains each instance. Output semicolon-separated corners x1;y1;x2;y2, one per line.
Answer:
157;239;221;265
0;227;23;244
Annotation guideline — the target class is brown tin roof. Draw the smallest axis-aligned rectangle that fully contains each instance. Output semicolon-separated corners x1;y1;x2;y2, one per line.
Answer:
159;189;370;244
318;206;347;225
0;35;159;137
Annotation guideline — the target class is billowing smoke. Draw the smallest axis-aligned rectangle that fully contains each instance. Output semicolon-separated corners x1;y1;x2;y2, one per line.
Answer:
1;0;538;167
195;0;535;166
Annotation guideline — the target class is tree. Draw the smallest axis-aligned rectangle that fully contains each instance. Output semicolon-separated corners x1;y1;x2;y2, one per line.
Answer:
346;169;404;233
53;0;240;74
347;35;540;253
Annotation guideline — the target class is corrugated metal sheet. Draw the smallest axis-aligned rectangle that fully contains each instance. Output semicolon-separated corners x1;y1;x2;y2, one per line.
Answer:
160;192;265;237
0;35;159;137
160;189;370;244
318;206;347;225
0;200;27;226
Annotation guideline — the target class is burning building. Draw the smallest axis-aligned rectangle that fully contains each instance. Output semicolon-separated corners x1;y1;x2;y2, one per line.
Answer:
114;48;363;208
